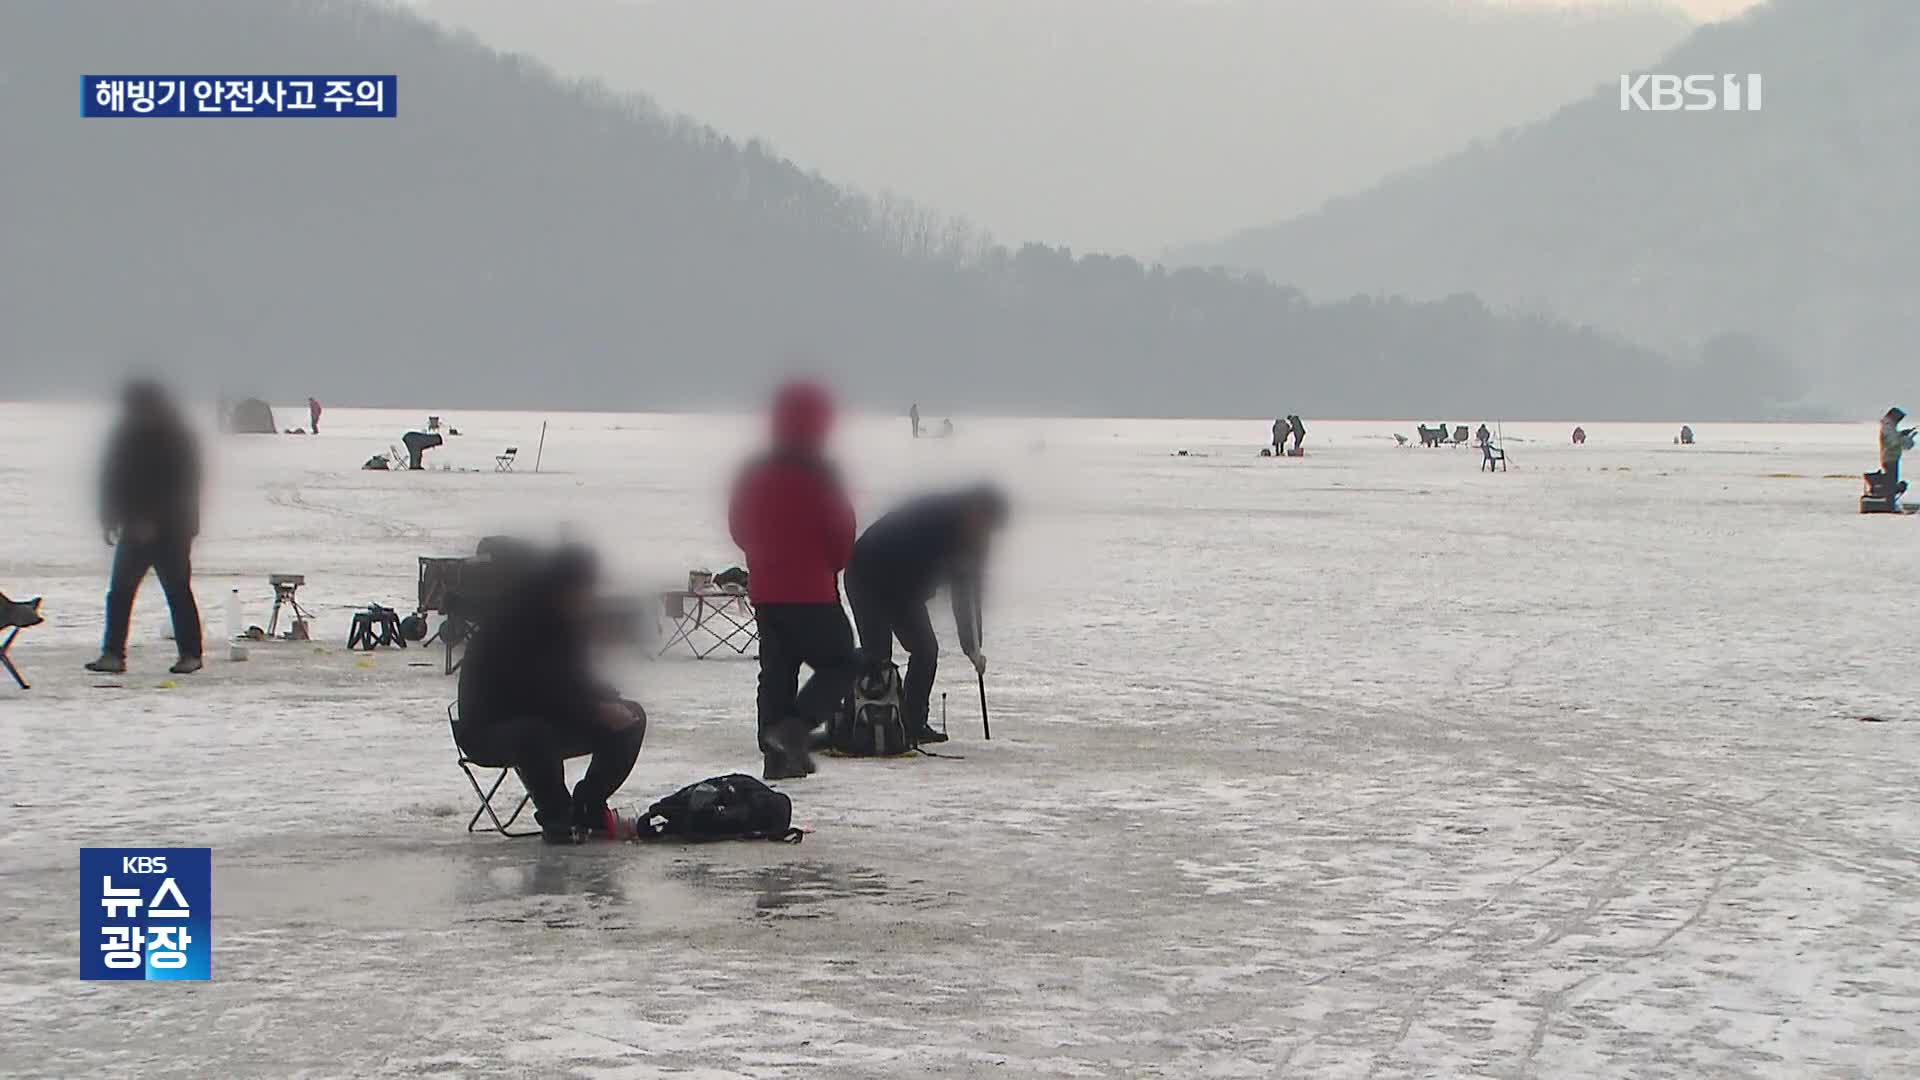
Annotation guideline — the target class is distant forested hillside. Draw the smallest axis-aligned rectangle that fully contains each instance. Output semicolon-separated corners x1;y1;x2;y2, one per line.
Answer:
1179;0;1904;413
0;0;1762;417
418;0;1691;256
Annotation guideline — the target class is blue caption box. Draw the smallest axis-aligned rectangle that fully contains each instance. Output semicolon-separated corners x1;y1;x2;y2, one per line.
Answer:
82;76;397;118
80;847;212;981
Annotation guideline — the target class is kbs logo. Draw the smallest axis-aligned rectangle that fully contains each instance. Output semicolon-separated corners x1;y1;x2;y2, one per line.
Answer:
1619;74;1763;112
80;847;212;981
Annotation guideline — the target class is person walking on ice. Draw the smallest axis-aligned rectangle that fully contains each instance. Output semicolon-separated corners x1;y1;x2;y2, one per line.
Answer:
87;380;205;675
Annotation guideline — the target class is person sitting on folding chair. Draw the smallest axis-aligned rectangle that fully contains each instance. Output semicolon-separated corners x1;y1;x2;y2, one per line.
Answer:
844;485;1009;746
453;545;646;845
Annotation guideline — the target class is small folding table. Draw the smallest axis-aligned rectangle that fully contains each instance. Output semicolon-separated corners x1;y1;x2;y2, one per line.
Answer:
658;590;757;659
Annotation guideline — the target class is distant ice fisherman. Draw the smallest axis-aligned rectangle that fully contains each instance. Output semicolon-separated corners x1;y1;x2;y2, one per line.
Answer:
1864;406;1915;513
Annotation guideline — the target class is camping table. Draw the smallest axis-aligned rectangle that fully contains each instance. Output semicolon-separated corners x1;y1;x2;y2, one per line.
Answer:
658;590;757;659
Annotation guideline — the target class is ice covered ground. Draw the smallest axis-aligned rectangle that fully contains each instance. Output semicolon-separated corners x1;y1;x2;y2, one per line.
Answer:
2;404;1918;1078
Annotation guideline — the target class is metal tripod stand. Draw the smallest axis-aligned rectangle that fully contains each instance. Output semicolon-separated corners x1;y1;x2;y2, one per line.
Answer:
267;574;314;640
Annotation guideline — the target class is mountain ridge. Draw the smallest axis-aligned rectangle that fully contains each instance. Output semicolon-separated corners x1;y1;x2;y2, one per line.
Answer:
1174;0;1910;411
0;0;1786;418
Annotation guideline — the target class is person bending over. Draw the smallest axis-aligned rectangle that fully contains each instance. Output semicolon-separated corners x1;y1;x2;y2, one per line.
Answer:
844;486;1009;745
454;546;646;845
729;381;860;780
88;380;204;675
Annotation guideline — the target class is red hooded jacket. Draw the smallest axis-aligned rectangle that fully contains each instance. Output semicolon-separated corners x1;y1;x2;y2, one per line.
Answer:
728;382;855;604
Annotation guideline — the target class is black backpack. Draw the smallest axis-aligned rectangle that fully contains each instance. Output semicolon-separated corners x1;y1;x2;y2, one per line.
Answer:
633;774;801;843
828;663;912;757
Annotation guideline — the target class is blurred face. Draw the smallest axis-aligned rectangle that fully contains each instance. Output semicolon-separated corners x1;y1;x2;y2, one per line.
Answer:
555;584;594;621
964;501;1006;540
123;383;168;421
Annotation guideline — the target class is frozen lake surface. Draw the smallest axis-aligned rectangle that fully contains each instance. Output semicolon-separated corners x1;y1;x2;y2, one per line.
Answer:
2;405;1917;1078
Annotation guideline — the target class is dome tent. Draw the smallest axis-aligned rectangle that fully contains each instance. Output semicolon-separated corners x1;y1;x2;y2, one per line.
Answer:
228;397;276;434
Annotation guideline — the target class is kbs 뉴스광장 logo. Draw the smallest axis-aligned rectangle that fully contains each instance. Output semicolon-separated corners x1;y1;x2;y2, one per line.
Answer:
80;848;211;980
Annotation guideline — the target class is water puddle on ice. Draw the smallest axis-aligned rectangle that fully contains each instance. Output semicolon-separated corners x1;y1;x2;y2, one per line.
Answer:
668;859;891;918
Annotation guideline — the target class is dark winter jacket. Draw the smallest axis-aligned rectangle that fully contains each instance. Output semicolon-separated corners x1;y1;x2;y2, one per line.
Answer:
848;494;986;655
457;566;603;731
100;413;202;539
729;383;855;605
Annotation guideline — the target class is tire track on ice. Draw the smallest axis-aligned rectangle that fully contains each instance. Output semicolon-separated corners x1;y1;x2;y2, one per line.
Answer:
1516;854;1745;1076
1554;773;1918;889
265;480;433;541
1330;828;1692;1078
1303;840;1592;990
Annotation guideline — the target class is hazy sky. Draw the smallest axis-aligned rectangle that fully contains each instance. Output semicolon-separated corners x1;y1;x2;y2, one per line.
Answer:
421;0;1709;255
1515;0;1759;14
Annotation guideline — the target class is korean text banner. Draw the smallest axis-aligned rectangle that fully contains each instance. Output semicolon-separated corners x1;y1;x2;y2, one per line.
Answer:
83;76;397;117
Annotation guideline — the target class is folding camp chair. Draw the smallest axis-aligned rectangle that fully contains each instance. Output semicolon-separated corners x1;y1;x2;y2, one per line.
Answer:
495;447;518;472
1;627;28;690
448;702;537;837
0;592;42;690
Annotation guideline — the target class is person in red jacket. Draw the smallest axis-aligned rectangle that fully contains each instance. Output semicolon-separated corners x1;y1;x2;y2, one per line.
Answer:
729;381;860;780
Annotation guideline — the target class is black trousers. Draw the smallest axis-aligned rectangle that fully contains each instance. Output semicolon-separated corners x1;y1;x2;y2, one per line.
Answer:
456;699;646;824
844;569;939;730
753;602;858;752
102;535;202;660
1885;456;1902;489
